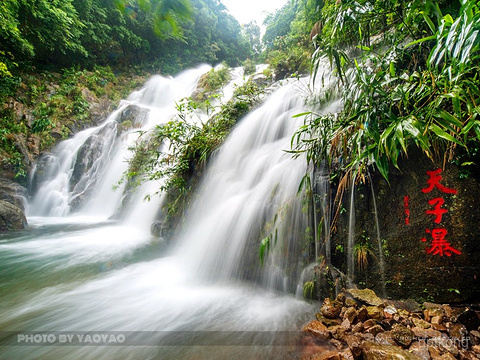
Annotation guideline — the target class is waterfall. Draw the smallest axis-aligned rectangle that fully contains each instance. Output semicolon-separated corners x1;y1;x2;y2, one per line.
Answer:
173;79;312;291
368;172;386;297
1;65;335;359
347;175;356;280
28;65;213;222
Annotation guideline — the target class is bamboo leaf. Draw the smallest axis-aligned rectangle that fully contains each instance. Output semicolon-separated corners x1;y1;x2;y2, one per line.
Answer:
430;124;463;146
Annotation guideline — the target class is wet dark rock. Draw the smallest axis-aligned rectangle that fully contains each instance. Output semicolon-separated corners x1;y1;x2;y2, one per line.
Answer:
391;323;415;347
357;306;369;322
0;200;27;232
117;104;149;130
0;179;27;211
456;309;480;331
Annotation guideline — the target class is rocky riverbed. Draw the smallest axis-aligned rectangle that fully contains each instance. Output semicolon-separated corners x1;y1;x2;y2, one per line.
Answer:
301;288;480;360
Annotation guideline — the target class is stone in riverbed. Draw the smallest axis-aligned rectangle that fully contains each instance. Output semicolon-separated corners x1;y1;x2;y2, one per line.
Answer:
343;307;357;324
367;306;384;321
321;297;343;319
0;200;27;232
362;341;422;360
412;317;432;329
391;323;415;347
303;320;330;340
375;332;396;346
346;289;383;306
408;341;431;360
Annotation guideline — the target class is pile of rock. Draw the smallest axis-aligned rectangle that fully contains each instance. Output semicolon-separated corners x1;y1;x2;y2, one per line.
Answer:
301;288;480;360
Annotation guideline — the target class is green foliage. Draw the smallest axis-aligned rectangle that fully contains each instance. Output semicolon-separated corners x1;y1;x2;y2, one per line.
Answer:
292;0;480;182
121;77;265;219
243;59;256;75
0;0;253;75
261;0;320;79
195;66;231;100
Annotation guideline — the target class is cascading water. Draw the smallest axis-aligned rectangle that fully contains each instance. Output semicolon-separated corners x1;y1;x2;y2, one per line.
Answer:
0;66;337;359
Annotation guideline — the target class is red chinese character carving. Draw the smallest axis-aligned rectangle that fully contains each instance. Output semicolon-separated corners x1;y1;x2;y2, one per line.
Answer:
421;169;457;194
404;196;410;225
424;228;461;256
426;197;448;224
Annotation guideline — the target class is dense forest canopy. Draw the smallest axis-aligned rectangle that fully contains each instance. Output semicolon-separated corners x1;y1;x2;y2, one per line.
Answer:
0;0;253;75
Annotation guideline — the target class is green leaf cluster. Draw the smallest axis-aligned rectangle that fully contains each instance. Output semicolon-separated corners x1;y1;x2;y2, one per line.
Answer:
121;78;265;220
0;0;253;76
292;0;480;182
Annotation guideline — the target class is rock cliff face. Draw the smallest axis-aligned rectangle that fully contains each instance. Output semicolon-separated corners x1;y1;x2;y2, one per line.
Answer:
0;179;27;232
326;151;480;303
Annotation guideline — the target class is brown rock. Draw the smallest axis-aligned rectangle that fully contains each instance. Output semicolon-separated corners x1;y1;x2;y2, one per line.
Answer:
345;298;358;308
329;325;347;341
347;289;383;306
431;324;447;332
331;338;344;350
413;317;432;329
316;313;342;327
448;323;468;340
366;325;384;336
362;341;422;360
391;323;415;347
458;349;476;360
321;298;342;319
363;319;377;331
305;348;355;360
341;318;352;331
424;303;444;321
470;330;480;339
360;333;376;343
336;292;347;304
375;332;396;346
345;334;362;359
367;306;384;321
440;353;456;360
471;344;480;353
412;327;443;339
429;337;460;357
357;307;369;322
344;307;357;324
303;320;330;340
428;346;442;360
384;305;398;319
409;341;431;360
352;322;364;333
431;316;443;325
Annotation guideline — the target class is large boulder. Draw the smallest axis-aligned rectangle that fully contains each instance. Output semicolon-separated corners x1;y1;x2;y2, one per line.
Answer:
0;200;27;232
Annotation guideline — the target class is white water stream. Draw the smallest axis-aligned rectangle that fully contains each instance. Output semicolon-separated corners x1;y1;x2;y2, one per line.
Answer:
0;66;326;359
